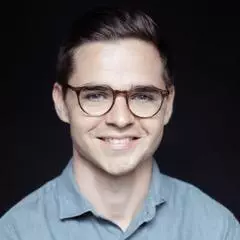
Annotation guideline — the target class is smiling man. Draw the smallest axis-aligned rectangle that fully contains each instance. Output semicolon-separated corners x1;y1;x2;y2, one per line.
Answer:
1;6;239;240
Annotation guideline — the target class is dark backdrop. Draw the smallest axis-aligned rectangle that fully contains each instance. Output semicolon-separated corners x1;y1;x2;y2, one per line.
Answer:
2;0;239;220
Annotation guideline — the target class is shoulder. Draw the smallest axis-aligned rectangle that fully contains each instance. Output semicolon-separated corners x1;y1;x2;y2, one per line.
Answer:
164;174;233;216
0;176;59;236
161;173;240;238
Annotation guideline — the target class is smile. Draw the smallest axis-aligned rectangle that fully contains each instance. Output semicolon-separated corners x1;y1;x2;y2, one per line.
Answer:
97;137;140;150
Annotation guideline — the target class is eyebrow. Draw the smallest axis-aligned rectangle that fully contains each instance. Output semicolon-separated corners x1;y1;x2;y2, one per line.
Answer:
82;85;110;91
81;83;161;90
130;85;161;91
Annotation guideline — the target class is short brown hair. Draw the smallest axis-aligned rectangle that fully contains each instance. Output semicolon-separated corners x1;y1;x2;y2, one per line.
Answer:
56;6;174;96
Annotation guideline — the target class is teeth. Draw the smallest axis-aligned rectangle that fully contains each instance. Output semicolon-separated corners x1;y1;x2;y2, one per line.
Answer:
104;138;132;143
99;137;139;150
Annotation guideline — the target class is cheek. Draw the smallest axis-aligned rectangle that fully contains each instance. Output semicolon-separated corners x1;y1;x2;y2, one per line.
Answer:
141;116;165;147
66;100;95;131
69;117;100;153
68;109;103;137
138;118;165;157
140;114;165;136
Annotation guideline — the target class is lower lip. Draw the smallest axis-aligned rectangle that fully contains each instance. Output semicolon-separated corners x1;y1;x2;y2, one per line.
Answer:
98;138;140;150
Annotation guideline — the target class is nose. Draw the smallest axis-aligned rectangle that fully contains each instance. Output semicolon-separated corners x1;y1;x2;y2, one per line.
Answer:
105;95;134;128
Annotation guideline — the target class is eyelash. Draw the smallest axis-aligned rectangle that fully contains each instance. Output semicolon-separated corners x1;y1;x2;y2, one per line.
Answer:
83;92;108;99
131;93;155;101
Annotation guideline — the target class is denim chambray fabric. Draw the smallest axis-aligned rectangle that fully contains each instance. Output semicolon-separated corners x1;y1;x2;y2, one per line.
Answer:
1;159;239;240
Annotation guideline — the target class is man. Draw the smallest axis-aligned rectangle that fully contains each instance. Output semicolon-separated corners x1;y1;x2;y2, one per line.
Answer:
1;6;239;240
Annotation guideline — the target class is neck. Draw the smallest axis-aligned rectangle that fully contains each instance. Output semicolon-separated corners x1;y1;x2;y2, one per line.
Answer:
72;153;153;231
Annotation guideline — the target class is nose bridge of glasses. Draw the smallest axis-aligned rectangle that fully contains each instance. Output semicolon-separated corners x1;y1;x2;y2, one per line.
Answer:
114;89;128;97
106;90;134;126
112;89;129;104
111;91;127;107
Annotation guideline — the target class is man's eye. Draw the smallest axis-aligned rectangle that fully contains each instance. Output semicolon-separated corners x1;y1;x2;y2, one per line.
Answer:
83;92;109;101
131;93;155;101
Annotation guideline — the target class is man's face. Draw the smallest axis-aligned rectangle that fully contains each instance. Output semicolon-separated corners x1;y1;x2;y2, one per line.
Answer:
53;39;174;176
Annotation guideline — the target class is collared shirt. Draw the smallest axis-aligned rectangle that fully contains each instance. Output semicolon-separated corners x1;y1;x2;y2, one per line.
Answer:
1;159;239;240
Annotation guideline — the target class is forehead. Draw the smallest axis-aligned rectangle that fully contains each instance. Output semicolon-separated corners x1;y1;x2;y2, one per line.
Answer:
70;39;165;89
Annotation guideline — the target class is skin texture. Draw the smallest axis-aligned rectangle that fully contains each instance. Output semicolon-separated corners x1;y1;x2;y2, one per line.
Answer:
52;39;175;230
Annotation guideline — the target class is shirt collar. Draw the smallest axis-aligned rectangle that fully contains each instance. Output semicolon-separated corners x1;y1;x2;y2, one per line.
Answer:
148;159;169;206
57;159;93;220
56;158;171;220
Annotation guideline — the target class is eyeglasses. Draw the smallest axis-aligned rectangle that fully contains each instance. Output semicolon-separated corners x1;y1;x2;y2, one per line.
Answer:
63;83;169;118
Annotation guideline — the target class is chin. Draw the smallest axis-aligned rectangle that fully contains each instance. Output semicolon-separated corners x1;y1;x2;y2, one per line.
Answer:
107;165;136;176
97;155;148;177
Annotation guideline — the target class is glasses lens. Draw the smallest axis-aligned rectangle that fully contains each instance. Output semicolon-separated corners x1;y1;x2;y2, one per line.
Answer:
129;90;163;117
79;87;113;116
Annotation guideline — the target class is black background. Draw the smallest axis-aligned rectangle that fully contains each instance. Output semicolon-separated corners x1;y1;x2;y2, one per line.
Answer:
1;0;240;220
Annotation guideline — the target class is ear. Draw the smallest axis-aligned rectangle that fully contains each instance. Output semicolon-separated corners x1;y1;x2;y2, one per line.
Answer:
163;86;175;125
52;82;70;123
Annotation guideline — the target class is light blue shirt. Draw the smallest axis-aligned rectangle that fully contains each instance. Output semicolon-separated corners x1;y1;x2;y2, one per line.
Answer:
1;159;239;239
